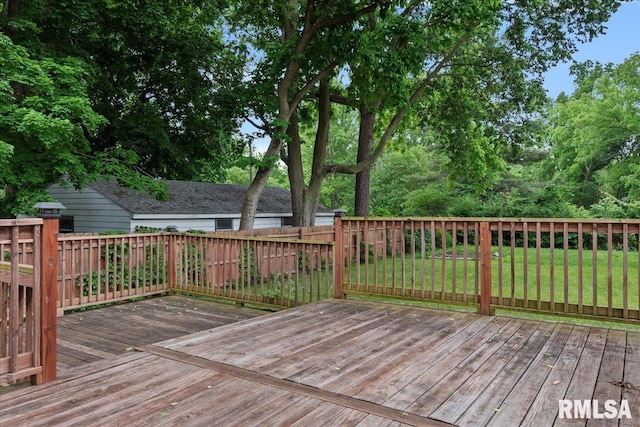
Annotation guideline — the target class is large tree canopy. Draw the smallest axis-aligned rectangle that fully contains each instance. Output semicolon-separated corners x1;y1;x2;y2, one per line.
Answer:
2;0;632;223
547;53;640;207
230;0;624;227
1;0;244;216
0;32;106;215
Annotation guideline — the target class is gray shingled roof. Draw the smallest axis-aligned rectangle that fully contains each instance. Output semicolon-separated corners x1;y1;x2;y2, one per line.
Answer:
88;180;330;215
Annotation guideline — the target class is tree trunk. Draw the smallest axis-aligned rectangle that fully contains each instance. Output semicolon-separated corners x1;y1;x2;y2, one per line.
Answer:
1;0;20;30
304;79;332;226
239;121;287;230
354;107;375;216
286;80;332;227
286;112;305;227
239;164;272;230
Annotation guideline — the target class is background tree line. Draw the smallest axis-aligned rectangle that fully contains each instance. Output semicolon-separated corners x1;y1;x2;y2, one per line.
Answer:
2;1;637;223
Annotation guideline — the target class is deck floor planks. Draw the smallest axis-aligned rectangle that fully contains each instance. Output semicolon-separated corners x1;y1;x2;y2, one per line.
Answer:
483;323;575;426
42;357;225;427
141;377;268;426
98;298;264;333
587;329;628;427
277;308;470;387
621;330;640;426
354;413;405;427
428;320;542;423
53;295;269;372
0;351;149;404
261;306;440;381
57;337;115;370
323;314;497;399
401;318;528;417
553;327;609;427
270;400;339;426
156;379;274;427
300;312;477;390
2;298;640;426
57;337;114;360
1;353;174;425
360;316;512;409
400;318;524;410
157;299;360;353
56;347;102;370
222;388;310;426
96;372;231;426
519;325;590;427
453;321;557;426
217;303;403;369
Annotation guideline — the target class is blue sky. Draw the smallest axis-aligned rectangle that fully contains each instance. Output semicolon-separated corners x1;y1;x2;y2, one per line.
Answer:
544;1;640;98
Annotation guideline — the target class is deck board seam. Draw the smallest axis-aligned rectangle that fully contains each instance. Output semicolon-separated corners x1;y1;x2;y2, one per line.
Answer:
139;344;453;427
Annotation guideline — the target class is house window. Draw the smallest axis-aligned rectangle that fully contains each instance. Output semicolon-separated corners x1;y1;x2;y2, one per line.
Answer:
59;215;74;233
281;217;294;227
216;219;233;231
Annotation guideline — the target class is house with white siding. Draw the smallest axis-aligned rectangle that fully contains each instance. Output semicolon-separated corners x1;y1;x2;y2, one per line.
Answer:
46;180;335;233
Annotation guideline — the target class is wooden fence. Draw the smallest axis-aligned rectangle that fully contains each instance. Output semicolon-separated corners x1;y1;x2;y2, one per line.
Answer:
0;218;55;384
172;234;335;308
209;225;335;242
53;229;336;312
336;217;640;322
56;233;170;313
42;218;640;322
4;216;640;386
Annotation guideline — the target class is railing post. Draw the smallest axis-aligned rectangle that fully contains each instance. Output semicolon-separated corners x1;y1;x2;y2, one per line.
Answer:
167;233;177;295
333;217;344;299
478;221;494;316
37;216;59;384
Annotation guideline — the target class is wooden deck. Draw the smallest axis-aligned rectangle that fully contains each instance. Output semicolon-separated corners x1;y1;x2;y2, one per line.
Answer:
1;298;639;426
55;295;267;372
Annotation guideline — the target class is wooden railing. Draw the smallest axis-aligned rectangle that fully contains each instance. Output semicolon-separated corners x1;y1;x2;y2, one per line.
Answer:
53;218;640;321
172;234;336;308
210;225;335;242
335;218;640;322
7;216;639;386
56;233;171;313
53;231;336;312
0;218;50;384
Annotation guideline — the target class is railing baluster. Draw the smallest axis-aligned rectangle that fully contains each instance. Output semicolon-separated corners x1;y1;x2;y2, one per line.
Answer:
536;222;541;311
451;221;457;300
510;222;516;307
496;221;504;305
607;223;613;318
523;221;529;309
563;222;569;313
623;224;629;319
592;223;598;315
440;220;446;301
578;223;583;314
549;221;555;313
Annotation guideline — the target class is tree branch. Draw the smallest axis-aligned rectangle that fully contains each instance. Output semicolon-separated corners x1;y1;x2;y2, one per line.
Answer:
289;60;340;112
325;25;480;175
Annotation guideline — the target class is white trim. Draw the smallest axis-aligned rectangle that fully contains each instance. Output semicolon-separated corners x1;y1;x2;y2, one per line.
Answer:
130;212;333;220
131;213;236;220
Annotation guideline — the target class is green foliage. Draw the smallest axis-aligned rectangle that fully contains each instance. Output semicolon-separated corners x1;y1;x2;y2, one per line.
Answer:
0;32;107;216
1;0;242;217
547;54;640;209
403;185;454;217
80;242;166;296
370;146;446;217
241;245;261;285
589;193;640;219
